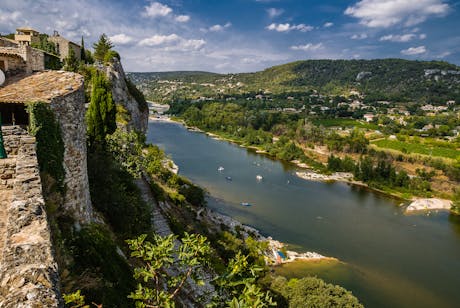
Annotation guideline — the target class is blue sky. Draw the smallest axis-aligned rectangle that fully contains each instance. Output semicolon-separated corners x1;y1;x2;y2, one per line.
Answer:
1;0;459;72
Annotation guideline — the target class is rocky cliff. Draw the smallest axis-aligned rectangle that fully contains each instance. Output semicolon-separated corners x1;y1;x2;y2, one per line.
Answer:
104;59;148;134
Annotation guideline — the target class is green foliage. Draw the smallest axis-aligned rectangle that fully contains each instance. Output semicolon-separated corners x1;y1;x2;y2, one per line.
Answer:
87;150;151;238
127;233;211;307
452;189;460;215
69;224;135;307
26;102;65;191
127;233;275;308
106;129;145;177
31;33;57;54
103;50;120;63
63;47;79;72
63;290;90;308
80;36;86;63
44;53;62;70
126;78;148;112
269;276;363;308
93;34;114;62
86;71;116;148
372;138;460;159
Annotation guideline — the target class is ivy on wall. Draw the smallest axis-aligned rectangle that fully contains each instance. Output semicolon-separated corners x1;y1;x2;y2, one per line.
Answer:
26;102;65;191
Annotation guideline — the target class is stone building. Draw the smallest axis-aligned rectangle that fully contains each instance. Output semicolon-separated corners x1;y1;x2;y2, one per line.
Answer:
0;37;45;76
14;27;40;46
48;31;81;61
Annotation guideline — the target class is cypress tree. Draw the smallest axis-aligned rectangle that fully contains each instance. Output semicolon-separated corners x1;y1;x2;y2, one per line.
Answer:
81;36;86;63
86;72;116;148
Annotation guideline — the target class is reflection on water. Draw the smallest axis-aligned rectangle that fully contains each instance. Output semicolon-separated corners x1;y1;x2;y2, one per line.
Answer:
147;121;460;308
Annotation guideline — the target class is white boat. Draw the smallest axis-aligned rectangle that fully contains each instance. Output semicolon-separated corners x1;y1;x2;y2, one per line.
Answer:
256;175;263;181
218;166;224;171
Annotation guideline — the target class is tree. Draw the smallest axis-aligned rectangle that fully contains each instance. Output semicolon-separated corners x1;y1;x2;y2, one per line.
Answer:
81;36;86;63
127;233;275;307
93;34;114;62
63;47;79;72
86;72;116;148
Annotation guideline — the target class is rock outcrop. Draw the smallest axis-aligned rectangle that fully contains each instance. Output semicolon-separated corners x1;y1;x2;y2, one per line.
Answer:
104;59;148;134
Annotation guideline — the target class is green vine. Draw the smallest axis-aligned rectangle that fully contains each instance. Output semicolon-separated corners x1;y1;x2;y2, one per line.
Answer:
26;102;65;191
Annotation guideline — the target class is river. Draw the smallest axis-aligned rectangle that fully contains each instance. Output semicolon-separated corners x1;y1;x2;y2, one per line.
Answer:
146;120;460;308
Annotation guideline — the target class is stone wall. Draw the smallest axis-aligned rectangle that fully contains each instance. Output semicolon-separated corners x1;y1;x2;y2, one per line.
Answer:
50;82;92;223
29;47;45;71
104;59;148;133
0;53;27;76
2;125;27;156
0;135;61;307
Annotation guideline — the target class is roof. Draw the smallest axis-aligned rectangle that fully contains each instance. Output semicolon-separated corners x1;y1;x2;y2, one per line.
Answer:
16;27;39;34
0;71;83;104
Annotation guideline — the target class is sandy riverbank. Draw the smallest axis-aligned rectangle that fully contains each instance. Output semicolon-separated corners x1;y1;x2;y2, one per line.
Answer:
406;198;452;213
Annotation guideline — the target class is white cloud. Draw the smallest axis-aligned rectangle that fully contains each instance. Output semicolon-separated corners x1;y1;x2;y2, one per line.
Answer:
0;9;21;24
401;45;426;55
143;2;172;18
323;22;334;28
291;43;324;51
139;34;180;46
209;22;232;32
379;33;416;42
266;23;313;32
419;33;427;39
345;0;450;28
109;33;133;45
175;15;190;23
351;33;368;40
267;8;284;18
139;33;205;51
436;51;451;58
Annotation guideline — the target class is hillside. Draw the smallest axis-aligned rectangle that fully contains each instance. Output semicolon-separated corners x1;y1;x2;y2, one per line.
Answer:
128;59;460;103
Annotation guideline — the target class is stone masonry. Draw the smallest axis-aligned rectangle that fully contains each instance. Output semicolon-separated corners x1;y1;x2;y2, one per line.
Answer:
0;129;61;307
0;71;93;223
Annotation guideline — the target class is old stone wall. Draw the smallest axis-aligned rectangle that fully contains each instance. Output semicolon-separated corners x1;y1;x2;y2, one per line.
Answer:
104;59;148;133
0;135;61;307
50;82;92;223
0;52;27;76
2;125;27;156
29;47;45;71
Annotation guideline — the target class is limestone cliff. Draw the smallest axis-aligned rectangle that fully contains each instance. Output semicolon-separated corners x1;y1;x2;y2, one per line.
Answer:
104;59;148;134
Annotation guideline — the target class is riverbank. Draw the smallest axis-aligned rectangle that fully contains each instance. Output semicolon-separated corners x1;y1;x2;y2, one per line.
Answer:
199;207;337;265
150;117;455;213
406;198;452;213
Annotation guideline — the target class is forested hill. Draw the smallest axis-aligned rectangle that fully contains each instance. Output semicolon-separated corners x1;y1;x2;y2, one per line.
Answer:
129;59;460;103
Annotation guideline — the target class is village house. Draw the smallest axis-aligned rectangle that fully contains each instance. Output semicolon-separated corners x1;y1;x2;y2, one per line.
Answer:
363;113;375;122
48;31;81;62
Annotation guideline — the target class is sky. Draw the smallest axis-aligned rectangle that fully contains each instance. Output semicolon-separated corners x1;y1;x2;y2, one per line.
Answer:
1;0;459;73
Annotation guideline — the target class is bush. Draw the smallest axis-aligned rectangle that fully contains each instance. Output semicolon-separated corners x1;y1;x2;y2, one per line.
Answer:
270;276;363;308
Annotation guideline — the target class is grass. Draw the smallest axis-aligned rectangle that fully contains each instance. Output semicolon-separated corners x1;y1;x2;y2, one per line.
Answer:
372;139;460;159
312;118;378;130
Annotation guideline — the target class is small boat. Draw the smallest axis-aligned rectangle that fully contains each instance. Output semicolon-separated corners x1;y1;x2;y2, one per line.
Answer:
225;176;232;181
256;175;263;181
241;202;251;207
218;166;224;171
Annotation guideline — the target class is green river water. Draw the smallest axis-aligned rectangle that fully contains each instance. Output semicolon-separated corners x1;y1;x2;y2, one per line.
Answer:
147;120;460;308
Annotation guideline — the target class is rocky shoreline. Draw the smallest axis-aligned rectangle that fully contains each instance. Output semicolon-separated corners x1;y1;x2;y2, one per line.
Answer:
199;207;336;265
295;170;354;182
406;198;452;213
